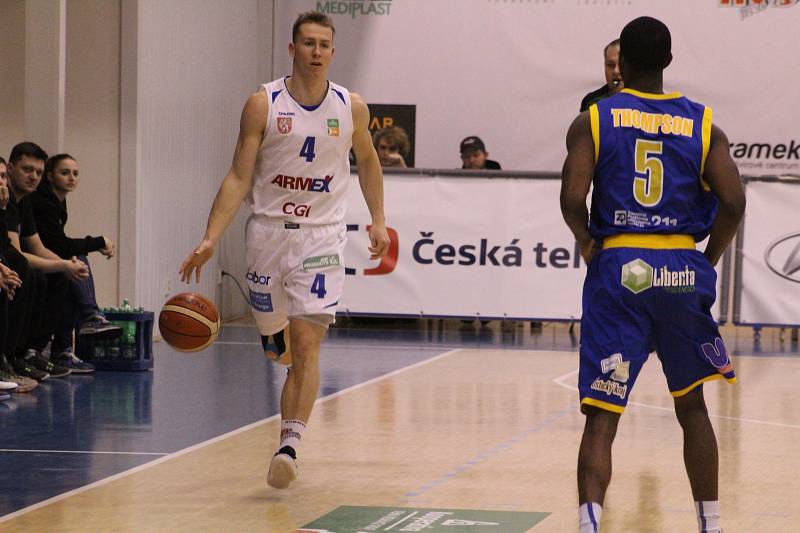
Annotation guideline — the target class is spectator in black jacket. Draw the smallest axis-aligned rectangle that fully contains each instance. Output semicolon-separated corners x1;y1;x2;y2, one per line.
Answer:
0;157;25;396
30;153;121;372
5;142;86;381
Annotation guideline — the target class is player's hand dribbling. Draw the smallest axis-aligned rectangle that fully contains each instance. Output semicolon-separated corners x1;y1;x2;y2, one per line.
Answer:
180;239;215;283
368;223;390;260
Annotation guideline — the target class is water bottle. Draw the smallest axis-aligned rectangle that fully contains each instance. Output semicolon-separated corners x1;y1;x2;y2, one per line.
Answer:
121;299;137;359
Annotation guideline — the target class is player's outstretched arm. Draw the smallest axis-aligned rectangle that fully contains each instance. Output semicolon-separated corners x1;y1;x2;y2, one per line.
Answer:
560;112;597;264
701;125;746;266
350;93;390;260
180;91;267;283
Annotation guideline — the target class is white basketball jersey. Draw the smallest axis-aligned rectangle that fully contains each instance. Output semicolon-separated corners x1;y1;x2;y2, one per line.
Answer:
248;77;354;225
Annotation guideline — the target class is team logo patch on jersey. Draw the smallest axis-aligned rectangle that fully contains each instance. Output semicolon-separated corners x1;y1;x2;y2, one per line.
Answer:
249;290;274;312
327;119;339;137
277;117;292;134
600;353;623;374
303;254;341;270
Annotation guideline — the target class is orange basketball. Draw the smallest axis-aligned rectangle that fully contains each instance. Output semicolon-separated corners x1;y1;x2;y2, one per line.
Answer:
158;292;220;352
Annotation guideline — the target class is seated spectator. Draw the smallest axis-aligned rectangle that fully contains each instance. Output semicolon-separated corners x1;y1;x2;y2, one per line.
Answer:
579;38;623;112
30;153;121;373
373;126;410;168
5;142;90;381
459;136;501;170
0;157;24;396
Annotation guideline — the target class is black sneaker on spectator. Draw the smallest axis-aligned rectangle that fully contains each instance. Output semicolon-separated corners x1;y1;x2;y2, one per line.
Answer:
12;357;50;382
79;314;123;340
0;355;38;392
52;348;95;374
23;349;71;378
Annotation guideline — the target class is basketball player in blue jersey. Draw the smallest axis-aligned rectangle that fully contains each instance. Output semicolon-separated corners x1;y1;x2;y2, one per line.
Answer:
179;11;390;489
561;17;745;533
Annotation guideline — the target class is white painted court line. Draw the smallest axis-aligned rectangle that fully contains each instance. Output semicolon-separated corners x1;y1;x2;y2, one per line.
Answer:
552;368;800;429
0;449;166;456
0;348;463;523
215;341;444;351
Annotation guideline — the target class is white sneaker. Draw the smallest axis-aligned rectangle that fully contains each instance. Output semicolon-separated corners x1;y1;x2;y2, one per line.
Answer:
267;450;298;489
0;379;17;391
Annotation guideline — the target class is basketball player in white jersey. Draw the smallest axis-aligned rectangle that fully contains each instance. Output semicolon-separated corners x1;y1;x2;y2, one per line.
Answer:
180;11;390;489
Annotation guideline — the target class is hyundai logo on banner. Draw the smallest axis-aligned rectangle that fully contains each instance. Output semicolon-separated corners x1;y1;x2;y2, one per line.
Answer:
764;231;800;283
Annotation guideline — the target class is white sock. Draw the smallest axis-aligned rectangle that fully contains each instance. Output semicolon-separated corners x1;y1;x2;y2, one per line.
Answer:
279;419;306;452
695;500;721;533
579;502;602;533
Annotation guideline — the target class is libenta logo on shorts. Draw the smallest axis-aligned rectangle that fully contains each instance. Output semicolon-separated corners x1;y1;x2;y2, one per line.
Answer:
621;258;697;294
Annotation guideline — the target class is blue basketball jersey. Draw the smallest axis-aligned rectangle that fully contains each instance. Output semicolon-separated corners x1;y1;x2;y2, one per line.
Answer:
588;89;718;242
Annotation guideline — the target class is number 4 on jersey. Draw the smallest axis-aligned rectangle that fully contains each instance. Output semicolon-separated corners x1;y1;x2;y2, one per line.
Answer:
300;136;316;162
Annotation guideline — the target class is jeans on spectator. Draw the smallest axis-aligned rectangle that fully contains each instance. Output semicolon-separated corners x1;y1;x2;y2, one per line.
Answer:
51;256;101;355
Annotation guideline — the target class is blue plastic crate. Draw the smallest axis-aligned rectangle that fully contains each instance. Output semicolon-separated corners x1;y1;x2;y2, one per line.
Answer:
77;311;154;371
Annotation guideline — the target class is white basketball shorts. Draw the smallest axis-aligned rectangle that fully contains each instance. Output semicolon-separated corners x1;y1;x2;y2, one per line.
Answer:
245;216;347;336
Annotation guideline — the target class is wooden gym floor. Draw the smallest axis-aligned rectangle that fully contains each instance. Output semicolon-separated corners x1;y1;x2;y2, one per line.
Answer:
0;321;797;532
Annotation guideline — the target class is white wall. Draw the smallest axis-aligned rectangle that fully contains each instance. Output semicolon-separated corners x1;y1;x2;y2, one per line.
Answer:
24;0;65;153
65;0;121;308
0;1;26;155
123;0;272;315
274;1;800;174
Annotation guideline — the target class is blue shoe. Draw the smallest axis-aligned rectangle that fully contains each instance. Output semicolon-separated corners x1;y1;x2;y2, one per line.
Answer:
79;314;123;340
53;349;95;374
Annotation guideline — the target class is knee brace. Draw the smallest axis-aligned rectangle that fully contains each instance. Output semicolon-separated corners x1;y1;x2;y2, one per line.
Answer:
262;325;292;366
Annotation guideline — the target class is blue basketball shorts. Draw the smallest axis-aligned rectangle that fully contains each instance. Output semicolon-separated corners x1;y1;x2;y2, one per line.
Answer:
579;239;736;414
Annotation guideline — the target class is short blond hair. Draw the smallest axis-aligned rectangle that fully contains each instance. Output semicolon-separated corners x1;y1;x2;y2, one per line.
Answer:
292;11;335;43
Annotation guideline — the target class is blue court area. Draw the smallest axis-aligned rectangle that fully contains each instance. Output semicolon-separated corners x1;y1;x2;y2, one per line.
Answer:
0;320;578;516
0;320;794;517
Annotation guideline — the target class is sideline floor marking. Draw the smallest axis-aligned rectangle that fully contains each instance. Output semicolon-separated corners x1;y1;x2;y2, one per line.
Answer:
0;449;167;456
0;348;463;523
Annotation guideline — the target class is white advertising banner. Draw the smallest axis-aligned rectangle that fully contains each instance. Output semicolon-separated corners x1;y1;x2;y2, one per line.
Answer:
341;172;726;321
735;179;800;326
273;1;800;175
341;173;585;320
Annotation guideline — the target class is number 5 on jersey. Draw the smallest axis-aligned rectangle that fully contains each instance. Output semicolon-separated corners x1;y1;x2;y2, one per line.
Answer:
633;139;664;207
300;136;316;162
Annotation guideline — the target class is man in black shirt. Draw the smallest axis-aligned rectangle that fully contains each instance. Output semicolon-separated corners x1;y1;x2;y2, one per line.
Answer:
0;156;40;391
579;39;623;112
459;136;501;170
6;142;88;380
